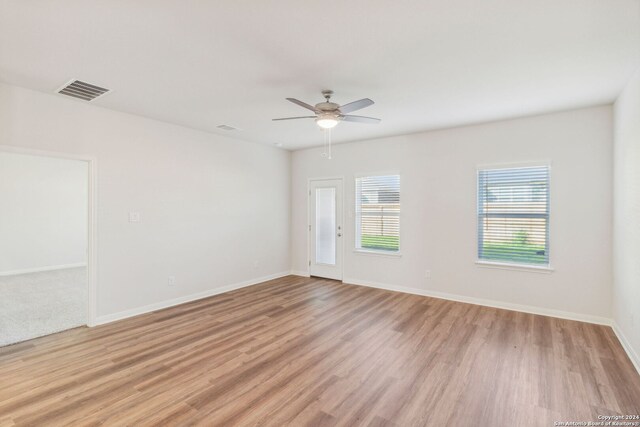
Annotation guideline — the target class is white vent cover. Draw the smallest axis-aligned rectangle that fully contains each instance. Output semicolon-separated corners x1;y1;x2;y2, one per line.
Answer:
57;80;110;101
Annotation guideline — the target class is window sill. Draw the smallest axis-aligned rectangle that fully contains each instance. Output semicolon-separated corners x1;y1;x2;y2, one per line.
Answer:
354;249;402;258
475;260;554;273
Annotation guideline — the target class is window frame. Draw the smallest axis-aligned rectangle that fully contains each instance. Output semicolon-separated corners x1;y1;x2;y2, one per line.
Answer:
475;162;552;271
354;172;402;256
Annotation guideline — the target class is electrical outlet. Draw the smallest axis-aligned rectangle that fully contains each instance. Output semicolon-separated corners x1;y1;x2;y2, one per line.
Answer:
168;276;176;286
425;270;431;279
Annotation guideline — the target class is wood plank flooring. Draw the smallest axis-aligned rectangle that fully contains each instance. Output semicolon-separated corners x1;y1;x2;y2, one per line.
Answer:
1;275;639;426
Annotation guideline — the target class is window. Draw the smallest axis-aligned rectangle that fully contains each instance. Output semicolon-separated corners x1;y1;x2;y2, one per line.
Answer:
477;165;550;266
355;175;400;253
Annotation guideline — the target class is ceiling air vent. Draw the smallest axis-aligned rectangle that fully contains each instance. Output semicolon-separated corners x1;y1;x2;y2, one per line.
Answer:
217;125;237;131
57;79;110;101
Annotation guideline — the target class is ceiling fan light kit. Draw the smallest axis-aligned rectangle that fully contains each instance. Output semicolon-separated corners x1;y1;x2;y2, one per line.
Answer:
273;90;381;158
315;114;339;129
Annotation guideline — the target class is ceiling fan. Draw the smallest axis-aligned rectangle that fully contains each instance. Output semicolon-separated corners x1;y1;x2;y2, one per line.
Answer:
273;90;381;129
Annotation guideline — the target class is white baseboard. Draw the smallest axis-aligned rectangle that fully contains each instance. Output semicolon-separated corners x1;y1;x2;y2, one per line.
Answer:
90;270;640;377
290;270;310;277
0;263;87;277
345;276;640;376
93;271;291;326
612;322;640;376
342;277;612;326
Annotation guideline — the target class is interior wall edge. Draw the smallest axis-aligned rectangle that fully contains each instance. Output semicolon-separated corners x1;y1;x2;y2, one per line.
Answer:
613;322;640;376
290;270;311;277
612;65;640;379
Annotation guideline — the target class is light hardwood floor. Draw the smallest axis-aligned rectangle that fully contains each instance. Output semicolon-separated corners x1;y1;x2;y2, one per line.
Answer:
1;275;639;426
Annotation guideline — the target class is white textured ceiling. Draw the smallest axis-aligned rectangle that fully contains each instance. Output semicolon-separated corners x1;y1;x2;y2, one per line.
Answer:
0;0;638;149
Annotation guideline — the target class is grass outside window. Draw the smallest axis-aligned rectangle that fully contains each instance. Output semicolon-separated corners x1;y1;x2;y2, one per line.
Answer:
361;235;399;252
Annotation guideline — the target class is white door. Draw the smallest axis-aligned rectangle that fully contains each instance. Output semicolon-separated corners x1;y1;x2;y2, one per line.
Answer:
309;179;343;280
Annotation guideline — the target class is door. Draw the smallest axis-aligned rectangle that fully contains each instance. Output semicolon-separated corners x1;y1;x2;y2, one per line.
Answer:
309;179;343;280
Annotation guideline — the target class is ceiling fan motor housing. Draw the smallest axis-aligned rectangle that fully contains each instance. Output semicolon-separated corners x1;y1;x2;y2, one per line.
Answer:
273;90;380;126
315;102;341;112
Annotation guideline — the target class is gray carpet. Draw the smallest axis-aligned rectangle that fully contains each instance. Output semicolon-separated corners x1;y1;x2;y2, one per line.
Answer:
0;267;87;347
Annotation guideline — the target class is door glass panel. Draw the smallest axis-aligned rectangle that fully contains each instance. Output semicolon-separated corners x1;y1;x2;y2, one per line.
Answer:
315;187;336;265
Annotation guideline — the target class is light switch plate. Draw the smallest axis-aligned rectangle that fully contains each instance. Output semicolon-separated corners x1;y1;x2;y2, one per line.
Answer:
129;212;141;223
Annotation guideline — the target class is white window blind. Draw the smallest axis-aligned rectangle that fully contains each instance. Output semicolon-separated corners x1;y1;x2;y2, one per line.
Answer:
477;165;550;266
355;175;400;252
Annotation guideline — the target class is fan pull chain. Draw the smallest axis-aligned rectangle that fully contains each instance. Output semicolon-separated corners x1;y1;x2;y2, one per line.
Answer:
322;128;328;158
322;128;332;159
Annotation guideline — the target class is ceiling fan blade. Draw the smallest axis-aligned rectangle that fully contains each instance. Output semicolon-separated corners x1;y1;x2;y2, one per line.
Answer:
272;116;316;121
341;115;381;124
339;98;374;114
286;98;319;112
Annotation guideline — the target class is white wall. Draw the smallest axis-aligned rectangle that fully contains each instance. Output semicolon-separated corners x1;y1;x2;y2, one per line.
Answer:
613;67;640;368
0;80;617;330
292;106;613;322
0;152;88;274
0;82;291;320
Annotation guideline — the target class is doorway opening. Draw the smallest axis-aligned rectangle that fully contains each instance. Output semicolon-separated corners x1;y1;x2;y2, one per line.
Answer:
0;149;94;346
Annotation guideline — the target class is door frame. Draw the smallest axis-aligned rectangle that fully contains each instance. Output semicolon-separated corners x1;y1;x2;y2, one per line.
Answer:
307;176;345;280
0;144;98;326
